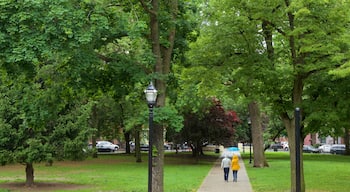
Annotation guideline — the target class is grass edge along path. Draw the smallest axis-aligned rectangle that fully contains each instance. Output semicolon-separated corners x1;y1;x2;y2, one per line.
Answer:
242;152;350;192
0;152;218;192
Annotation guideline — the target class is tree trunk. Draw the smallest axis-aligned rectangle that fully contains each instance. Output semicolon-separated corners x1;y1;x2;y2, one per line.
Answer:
281;73;305;192
148;0;164;189
152;123;164;192
91;104;98;158
285;0;306;189
262;20;274;61
344;128;350;155
92;136;97;158
282;114;305;192
192;141;200;162
124;131;131;154
191;142;197;157
135;128;142;163
248;101;268;167
310;133;317;145
140;0;178;191
25;163;34;187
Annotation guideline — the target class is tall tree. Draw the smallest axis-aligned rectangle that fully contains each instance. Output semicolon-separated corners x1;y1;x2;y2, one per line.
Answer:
186;0;271;167
139;0;178;191
0;0;131;186
186;0;350;191
180;98;239;158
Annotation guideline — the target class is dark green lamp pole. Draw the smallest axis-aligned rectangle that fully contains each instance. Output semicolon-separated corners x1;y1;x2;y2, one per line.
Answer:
144;82;157;192
248;118;252;164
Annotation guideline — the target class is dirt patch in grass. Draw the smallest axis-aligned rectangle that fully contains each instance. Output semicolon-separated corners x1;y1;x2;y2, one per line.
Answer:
0;182;88;191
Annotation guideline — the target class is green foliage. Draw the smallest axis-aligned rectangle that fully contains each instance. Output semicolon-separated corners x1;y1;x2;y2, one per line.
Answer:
124;102;184;139
304;73;350;137
154;106;184;132
89;95;122;140
175;66;225;114
185;0;350;139
0;73;95;164
0;0;134;168
54;101;95;161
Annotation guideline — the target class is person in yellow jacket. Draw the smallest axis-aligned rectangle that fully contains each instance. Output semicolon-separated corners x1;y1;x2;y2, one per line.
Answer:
231;154;240;182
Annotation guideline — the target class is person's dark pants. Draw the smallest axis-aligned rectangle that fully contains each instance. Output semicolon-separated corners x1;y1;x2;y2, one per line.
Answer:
223;167;229;181
232;170;238;182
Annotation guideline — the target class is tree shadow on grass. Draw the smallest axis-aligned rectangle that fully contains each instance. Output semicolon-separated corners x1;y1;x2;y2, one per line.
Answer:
0;182;88;192
165;152;219;165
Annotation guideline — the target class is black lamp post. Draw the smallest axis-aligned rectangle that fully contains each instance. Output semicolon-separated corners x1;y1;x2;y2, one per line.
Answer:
144;82;157;192
248;118;252;164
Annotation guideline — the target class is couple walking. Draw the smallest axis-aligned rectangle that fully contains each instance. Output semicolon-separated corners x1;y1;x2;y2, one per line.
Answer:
221;154;240;182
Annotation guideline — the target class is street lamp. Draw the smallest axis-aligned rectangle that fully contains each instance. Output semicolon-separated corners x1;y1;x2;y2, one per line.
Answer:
248;118;252;164
144;82;157;192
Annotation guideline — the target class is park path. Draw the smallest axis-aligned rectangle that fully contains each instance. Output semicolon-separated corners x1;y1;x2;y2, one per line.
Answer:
197;152;253;192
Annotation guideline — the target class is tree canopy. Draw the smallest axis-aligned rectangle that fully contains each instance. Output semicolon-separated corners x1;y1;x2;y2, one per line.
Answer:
185;0;350;191
0;0;144;186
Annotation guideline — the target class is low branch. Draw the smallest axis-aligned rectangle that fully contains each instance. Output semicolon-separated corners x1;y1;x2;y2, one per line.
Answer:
96;53;113;63
139;0;157;16
262;19;286;36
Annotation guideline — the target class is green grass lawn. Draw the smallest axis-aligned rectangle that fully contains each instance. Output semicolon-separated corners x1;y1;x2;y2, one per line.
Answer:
2;151;349;192
242;152;350;192
0;152;218;192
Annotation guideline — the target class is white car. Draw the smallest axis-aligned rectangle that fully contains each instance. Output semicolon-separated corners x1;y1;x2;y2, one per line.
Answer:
96;141;119;152
282;142;289;151
318;144;331;153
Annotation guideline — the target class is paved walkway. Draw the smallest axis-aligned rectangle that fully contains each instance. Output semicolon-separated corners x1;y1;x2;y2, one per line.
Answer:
197;154;253;192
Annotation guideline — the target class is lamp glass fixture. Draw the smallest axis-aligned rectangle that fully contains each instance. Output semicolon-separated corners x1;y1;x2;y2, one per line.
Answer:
247;117;251;125
144;82;157;104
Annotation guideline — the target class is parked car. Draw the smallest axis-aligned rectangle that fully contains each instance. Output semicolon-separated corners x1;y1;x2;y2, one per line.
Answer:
281;142;289;151
318;144;332;153
303;145;320;153
96;141;119;152
330;144;345;155
270;143;283;151
164;143;171;150
133;143;171;152
140;144;149;151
